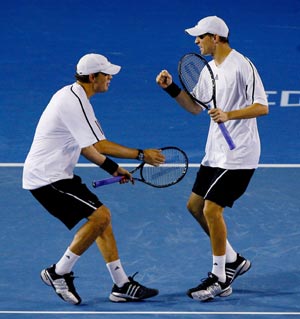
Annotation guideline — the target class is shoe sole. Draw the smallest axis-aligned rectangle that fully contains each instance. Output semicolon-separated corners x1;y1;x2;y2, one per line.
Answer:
233;259;251;282
109;294;133;302
226;259;252;285
188;284;232;301
219;285;233;297
40;269;52;286
109;290;159;303
40;269;81;305
239;260;251;276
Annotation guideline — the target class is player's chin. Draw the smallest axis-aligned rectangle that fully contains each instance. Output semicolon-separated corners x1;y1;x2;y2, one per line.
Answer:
101;86;109;92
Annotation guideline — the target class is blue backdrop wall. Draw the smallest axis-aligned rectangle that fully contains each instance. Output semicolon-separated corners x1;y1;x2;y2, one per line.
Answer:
0;0;299;164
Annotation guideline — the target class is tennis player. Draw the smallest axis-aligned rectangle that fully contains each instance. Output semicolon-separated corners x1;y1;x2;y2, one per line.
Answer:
23;53;164;305
156;16;269;301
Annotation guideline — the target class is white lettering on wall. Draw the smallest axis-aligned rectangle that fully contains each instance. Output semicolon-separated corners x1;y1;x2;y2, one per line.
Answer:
266;91;300;107
266;91;277;106
280;91;300;107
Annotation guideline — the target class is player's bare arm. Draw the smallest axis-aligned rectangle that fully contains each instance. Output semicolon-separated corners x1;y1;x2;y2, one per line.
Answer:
209;103;269;123
156;70;203;115
81;145;132;181
94;139;165;166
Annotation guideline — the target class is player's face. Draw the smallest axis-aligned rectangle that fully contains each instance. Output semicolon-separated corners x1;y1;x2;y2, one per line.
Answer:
93;73;113;93
195;33;215;56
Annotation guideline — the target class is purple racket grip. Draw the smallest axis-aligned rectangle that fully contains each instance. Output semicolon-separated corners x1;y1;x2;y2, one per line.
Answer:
218;123;236;150
92;176;123;188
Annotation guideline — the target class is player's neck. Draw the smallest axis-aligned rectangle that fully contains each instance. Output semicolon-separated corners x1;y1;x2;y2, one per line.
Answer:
77;81;94;99
213;45;232;66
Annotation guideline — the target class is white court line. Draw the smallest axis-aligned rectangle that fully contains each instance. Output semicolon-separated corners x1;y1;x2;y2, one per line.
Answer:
0;163;300;168
0;311;300;316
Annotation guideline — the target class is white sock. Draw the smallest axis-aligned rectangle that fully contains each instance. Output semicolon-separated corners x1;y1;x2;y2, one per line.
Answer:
226;239;237;263
212;255;226;283
55;247;80;275
106;259;129;287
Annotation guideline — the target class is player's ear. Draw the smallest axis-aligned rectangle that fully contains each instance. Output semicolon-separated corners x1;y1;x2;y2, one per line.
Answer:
89;74;95;82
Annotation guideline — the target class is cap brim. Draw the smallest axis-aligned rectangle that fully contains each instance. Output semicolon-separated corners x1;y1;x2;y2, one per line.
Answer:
185;27;203;36
101;64;121;75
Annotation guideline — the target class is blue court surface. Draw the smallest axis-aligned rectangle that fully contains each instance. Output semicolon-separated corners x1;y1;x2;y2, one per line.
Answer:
0;0;300;318
1;166;300;319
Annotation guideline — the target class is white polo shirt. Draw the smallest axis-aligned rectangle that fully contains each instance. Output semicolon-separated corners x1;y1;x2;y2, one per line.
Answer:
199;49;268;169
23;82;106;189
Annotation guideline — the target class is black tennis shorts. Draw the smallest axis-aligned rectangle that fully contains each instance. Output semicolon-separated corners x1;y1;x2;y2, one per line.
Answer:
192;165;255;208
30;175;103;230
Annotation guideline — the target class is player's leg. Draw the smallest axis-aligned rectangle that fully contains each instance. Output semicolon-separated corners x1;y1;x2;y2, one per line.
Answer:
186;167;231;301
193;165;253;280
215;169;254;285
187;199;232;301
187;192;209;235
203;200;226;257
69;205;111;255
35;175;110;305
41;205;111;305
95;222;159;302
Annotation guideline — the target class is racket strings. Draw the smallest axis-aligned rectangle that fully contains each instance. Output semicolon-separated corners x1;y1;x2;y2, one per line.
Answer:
141;148;188;187
179;54;213;104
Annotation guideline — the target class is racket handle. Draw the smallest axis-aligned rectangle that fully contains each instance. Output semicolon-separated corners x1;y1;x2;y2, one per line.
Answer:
92;176;123;188
218;123;236;150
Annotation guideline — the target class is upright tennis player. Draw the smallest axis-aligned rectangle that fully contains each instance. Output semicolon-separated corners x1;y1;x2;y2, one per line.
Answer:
23;53;164;305
156;16;268;301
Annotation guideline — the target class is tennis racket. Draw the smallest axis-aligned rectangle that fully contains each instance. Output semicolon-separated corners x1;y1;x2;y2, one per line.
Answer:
92;146;188;188
178;53;236;150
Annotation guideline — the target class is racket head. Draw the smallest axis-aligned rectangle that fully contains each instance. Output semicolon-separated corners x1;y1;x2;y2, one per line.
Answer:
138;146;188;188
178;53;216;108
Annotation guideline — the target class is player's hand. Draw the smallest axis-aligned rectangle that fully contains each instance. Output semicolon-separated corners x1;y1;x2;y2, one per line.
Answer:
114;167;134;184
156;70;173;89
208;108;229;123
143;149;165;166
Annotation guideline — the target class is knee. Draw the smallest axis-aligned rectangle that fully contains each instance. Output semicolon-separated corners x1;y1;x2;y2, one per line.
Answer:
203;201;223;224
187;199;202;219
203;206;213;223
186;200;195;216
89;205;111;232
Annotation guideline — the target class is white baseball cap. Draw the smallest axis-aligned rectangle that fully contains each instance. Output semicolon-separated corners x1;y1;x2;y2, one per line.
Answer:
185;16;229;38
76;53;121;75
